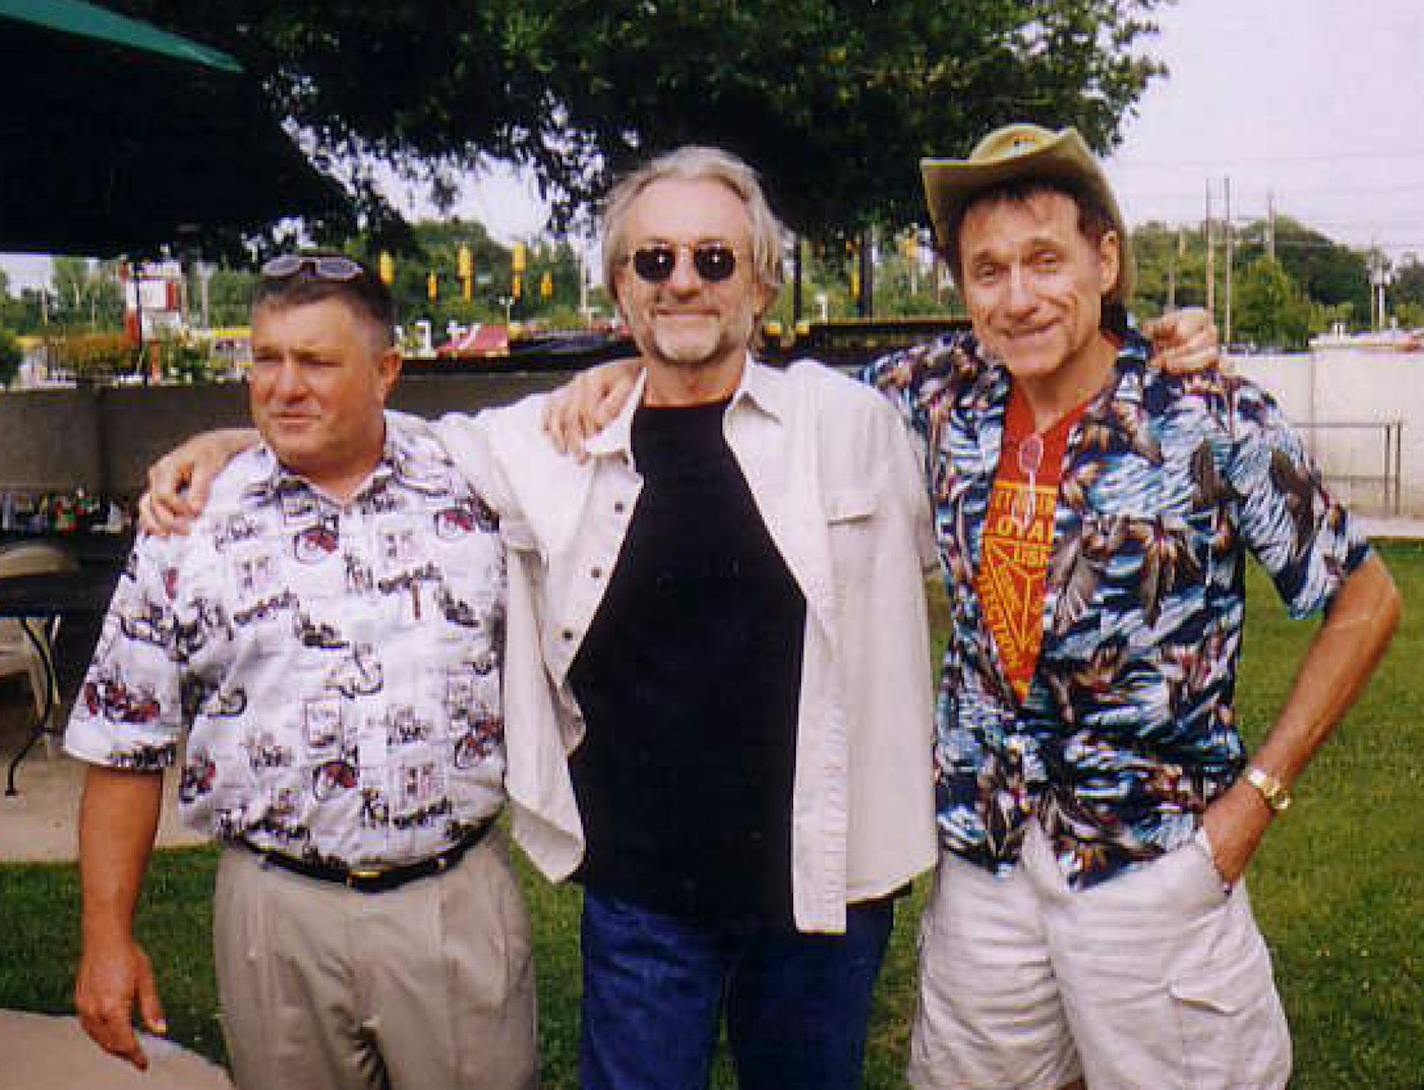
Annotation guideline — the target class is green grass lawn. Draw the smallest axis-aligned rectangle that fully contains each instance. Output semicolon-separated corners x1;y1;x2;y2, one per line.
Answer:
2;542;1420;1088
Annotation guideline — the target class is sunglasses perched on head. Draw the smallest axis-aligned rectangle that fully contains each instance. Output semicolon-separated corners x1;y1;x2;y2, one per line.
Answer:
628;242;740;284
260;253;365;282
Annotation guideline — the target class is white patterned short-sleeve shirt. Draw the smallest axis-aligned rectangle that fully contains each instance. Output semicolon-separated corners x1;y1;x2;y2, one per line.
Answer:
65;414;507;869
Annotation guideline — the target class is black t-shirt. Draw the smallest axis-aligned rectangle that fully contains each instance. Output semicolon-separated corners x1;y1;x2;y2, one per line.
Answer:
567;398;806;927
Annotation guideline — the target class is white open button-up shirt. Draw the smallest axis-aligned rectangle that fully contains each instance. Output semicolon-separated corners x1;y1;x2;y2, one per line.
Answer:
429;357;939;933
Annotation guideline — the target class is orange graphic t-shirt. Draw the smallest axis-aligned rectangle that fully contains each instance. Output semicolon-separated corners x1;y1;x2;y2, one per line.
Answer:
976;388;1090;702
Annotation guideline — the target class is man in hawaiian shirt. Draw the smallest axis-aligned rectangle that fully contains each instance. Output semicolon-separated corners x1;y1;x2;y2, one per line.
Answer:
864;124;1401;1090
66;256;535;1090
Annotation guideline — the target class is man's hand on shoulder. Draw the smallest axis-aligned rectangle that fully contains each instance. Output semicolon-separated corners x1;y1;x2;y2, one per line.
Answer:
541;357;643;462
1143;308;1219;374
139;427;258;536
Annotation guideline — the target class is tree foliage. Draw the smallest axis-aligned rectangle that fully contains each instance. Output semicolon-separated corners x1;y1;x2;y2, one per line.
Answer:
109;0;1167;239
1390;256;1424;327
49;258;125;330
0;327;21;387
1233;216;1369;318
1130;217;1377;335
1231;257;1312;350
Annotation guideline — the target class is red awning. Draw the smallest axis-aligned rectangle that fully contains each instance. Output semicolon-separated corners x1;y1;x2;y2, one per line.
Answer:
436;324;509;358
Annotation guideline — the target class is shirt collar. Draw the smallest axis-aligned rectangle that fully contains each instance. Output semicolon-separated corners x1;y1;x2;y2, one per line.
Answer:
582;351;782;459
255;411;398;504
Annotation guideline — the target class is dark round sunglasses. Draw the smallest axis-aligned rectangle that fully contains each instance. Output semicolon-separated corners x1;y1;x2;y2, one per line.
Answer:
260;253;365;282
630;243;739;284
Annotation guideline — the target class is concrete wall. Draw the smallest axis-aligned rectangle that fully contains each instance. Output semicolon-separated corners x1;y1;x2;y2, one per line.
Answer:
2;351;1421;513
0;371;567;497
1231;348;1422;514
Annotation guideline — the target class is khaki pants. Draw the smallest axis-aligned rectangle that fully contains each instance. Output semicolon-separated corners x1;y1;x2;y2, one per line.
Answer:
214;833;537;1090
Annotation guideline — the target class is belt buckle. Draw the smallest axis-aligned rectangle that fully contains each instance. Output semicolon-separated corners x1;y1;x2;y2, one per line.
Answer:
346;866;384;888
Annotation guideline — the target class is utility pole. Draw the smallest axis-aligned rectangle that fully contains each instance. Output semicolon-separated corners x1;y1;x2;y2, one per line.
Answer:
1168;227;1183;310
857;228;875;319
1267;190;1276;263
1204;180;1215;318
1370;251;1391;330
792;235;803;326
1224;176;1233;349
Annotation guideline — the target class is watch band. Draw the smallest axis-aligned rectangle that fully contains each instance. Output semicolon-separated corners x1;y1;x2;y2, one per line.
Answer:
1245;766;1293;813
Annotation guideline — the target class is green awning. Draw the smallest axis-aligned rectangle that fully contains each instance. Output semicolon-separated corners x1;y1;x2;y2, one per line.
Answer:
0;0;241;72
0;0;350;255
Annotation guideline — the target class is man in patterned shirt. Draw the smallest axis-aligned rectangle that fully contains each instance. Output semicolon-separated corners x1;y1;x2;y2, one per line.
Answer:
65;257;535;1090
865;124;1401;1090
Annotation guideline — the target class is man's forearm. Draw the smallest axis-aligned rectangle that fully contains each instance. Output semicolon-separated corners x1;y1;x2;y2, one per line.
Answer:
79;765;163;946
1252;552;1401;786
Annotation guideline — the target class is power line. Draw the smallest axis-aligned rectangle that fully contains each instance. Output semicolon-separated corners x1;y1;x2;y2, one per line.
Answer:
1113;148;1424;169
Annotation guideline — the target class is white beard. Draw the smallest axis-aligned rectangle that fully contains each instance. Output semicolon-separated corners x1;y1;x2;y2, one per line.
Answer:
646;311;755;370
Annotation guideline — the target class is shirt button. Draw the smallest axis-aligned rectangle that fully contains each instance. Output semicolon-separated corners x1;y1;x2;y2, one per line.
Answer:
613;501;626;514
590;567;603;580
562;629;575;641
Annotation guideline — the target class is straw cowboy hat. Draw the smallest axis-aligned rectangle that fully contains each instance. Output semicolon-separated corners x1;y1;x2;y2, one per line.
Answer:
921;123;1135;302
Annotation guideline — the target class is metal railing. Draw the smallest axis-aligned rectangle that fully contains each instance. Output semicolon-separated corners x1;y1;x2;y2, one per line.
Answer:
1294;421;1404;515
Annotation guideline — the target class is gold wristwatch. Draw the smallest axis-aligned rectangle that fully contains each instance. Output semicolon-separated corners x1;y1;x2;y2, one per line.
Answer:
1245;766;1293;813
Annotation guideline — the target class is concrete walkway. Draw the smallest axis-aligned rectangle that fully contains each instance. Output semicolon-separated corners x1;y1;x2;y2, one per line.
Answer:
0;731;205;863
1;699;231;1089
0;1012;233;1090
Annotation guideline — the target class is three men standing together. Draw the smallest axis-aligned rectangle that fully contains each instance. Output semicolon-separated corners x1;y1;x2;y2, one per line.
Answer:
72;124;1398;1090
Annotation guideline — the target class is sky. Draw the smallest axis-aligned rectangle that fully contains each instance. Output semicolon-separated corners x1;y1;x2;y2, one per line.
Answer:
6;0;1424;289
1104;0;1424;258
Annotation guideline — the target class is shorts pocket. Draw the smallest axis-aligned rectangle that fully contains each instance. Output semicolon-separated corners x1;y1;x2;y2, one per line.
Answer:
1184;825;1233;909
1169;938;1291;1089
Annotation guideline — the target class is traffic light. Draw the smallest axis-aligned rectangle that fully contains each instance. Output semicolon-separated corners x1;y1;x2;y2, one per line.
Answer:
512;242;527;274
378;251;395;286
540;271;553;301
427;270;438;302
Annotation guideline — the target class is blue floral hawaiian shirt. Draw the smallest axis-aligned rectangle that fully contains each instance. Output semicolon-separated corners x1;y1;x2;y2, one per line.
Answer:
864;330;1371;888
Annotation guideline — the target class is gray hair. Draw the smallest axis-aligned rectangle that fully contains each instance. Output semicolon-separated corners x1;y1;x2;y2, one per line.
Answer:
601;146;785;306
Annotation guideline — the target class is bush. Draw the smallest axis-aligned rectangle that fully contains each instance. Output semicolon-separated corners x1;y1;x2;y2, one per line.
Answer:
47;330;138;381
156;335;217;384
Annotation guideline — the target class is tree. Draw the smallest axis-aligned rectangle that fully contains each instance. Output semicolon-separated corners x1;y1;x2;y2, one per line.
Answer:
0;269;25;333
1233;216;1369;320
112;0;1168;240
0;328;21;387
206;267;260;328
1131;216;1378;333
1129;221;1211;319
49;258;124;330
1390;256;1424;327
1232;257;1312;351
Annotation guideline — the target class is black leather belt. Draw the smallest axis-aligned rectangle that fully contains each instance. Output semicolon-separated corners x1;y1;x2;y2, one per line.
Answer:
242;819;494;893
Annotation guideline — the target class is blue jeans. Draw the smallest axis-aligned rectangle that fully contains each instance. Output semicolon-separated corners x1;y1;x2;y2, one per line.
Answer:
579;891;894;1090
